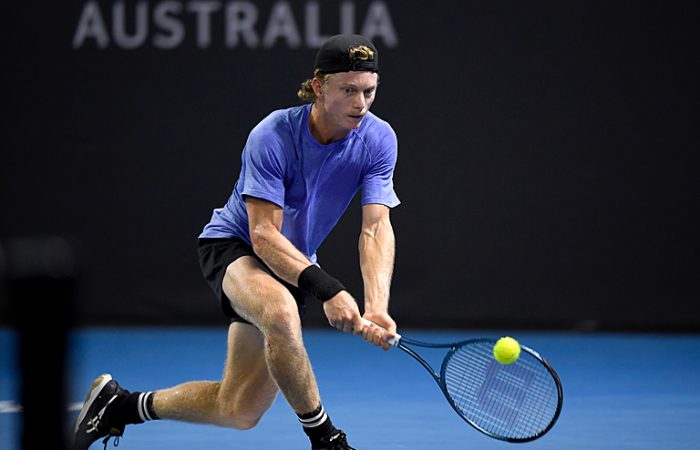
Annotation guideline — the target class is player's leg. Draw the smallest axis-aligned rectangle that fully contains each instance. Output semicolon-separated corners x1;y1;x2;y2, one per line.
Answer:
152;320;279;428
72;240;352;449
196;236;320;413
221;255;321;414
221;255;353;449
70;321;279;450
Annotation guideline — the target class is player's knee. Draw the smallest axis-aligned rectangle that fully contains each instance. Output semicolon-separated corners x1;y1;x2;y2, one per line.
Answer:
229;413;263;430
218;403;267;430
220;413;262;430
264;303;301;340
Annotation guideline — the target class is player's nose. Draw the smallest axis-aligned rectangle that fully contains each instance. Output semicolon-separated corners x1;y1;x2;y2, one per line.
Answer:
352;93;367;111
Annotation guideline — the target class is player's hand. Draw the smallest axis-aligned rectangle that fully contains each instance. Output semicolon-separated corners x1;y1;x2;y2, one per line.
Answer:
362;311;397;351
323;291;362;333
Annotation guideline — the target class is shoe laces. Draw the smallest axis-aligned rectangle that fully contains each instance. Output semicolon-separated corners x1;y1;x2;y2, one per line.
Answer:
102;435;120;449
83;394;123;449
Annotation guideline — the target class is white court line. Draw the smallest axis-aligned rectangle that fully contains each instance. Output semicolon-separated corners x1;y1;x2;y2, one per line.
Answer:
0;401;83;414
68;402;84;411
0;401;22;413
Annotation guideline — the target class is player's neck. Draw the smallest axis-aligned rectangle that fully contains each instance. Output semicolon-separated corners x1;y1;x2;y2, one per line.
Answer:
309;103;350;145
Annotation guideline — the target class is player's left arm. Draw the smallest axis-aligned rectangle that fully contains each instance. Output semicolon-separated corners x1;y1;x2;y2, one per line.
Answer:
359;203;397;349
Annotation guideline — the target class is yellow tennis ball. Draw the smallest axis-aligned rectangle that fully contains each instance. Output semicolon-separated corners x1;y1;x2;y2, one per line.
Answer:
493;337;521;364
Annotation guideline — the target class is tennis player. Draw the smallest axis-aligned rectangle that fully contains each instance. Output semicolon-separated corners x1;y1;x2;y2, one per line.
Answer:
72;34;399;450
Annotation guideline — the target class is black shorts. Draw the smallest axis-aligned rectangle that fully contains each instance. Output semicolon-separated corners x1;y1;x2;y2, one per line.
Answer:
197;237;309;324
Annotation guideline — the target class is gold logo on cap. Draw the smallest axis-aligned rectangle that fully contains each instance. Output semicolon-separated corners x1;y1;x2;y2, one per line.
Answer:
349;45;374;62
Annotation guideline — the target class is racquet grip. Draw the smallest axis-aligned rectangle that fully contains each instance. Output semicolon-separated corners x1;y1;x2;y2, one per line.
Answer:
360;318;401;346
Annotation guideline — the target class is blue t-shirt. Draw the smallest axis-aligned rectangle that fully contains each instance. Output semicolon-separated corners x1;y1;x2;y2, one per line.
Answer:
200;103;400;263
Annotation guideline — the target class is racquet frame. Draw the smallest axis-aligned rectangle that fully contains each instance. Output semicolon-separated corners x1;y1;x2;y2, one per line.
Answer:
361;320;563;443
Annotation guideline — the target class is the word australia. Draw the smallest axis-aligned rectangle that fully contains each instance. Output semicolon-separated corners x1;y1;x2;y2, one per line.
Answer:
73;0;398;50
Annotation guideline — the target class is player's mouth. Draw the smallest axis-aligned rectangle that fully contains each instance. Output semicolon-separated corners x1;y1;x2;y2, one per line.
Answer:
348;114;365;122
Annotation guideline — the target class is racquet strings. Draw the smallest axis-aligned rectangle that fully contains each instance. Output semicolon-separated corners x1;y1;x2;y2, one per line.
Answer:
442;341;560;440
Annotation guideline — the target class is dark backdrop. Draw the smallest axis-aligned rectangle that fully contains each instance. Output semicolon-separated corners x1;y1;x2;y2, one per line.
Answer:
3;1;698;330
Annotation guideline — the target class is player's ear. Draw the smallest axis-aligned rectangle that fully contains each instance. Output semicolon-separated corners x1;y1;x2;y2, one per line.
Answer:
311;77;324;98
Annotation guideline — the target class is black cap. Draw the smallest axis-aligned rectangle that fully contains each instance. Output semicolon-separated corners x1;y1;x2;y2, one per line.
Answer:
314;34;380;74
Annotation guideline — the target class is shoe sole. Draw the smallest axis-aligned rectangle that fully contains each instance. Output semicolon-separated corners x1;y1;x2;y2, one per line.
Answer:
74;374;113;434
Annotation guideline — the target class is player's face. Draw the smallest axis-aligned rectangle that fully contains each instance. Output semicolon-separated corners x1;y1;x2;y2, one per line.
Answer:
320;71;379;132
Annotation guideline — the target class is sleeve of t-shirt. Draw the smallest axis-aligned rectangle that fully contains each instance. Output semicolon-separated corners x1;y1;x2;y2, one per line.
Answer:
361;126;401;208
240;126;286;208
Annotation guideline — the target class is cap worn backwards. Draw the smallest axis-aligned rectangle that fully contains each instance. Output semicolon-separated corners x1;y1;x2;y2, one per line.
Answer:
314;34;380;74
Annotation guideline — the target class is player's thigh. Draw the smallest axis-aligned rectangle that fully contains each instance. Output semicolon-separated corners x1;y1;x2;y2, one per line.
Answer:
222;255;301;334
219;322;278;418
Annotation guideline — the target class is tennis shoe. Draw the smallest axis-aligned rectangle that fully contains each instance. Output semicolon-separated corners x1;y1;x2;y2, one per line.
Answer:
313;430;356;450
71;374;128;450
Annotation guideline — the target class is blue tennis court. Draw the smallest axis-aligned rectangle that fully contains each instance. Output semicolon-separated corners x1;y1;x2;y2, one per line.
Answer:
1;327;699;449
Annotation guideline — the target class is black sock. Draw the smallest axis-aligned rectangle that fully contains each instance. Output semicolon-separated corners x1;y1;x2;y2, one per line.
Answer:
112;391;160;425
297;404;338;442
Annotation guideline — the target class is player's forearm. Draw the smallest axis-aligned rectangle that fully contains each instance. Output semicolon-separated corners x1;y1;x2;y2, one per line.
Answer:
359;215;395;313
250;223;312;286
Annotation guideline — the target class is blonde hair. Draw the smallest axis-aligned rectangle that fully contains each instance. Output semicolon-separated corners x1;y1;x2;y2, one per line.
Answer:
297;69;332;103
297;45;376;102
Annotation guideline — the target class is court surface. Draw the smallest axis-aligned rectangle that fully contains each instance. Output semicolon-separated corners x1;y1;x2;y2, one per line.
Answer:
1;327;699;449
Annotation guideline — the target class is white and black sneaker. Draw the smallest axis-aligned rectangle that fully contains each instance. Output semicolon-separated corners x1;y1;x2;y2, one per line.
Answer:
71;374;128;450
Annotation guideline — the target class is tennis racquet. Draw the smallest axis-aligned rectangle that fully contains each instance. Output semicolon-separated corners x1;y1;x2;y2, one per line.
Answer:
361;319;563;442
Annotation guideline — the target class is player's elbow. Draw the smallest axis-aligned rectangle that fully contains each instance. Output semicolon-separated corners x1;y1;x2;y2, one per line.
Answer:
360;215;392;240
361;222;380;240
250;223;276;254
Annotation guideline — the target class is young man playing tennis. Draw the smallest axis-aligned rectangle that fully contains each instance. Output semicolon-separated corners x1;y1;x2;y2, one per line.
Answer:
72;34;399;450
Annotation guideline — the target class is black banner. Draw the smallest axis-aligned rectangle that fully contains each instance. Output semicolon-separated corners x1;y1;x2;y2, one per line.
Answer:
3;1;699;330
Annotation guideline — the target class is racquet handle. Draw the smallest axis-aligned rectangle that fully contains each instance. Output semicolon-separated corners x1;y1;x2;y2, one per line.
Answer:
360;318;401;346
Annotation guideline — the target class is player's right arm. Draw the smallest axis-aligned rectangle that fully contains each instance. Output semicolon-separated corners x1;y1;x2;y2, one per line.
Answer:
246;196;310;283
246;197;363;334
